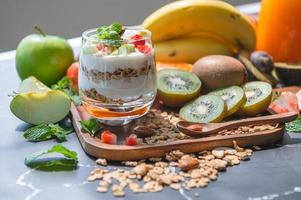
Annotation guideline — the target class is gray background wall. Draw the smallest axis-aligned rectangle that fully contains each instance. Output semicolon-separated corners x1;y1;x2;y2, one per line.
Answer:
0;0;257;52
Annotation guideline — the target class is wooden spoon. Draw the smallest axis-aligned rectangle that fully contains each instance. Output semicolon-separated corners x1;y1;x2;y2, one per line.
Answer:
176;112;298;137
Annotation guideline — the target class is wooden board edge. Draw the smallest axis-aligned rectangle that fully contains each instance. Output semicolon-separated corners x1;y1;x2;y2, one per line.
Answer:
71;104;284;161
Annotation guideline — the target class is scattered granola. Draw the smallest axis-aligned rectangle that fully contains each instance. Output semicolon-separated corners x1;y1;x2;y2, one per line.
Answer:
178;156;199;171
87;142;255;197
133;126;156;138
132;109;278;145
96;158;107;166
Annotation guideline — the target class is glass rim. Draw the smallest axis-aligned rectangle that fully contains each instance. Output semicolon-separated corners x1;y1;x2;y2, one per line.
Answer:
82;25;152;43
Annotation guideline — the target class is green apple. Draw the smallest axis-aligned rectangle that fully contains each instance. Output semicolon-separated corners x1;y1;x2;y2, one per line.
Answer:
16;27;74;86
10;76;71;125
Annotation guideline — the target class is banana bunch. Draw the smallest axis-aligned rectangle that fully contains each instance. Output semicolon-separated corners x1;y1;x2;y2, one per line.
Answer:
142;0;256;63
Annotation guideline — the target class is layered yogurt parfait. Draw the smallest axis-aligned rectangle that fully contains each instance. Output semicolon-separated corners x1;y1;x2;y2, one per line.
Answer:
79;23;156;125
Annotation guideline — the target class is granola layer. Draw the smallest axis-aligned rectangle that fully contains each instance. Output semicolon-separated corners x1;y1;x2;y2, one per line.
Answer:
81;64;152;83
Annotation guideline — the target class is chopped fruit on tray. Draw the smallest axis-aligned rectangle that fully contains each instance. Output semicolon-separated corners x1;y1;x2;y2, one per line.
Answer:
66;62;79;91
296;90;301;113
236;81;272;117
269;92;299;114
125;134;139;146
157;69;201;107
100;130;117;144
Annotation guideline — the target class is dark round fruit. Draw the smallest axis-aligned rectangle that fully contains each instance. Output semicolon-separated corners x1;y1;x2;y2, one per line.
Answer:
250;51;274;74
209;86;246;117
179;94;226;123
157;69;202;107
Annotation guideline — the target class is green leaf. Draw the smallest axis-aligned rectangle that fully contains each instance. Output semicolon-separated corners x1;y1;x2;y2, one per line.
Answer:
24;144;78;171
24;124;53;142
96;22;123;47
49;124;73;142
51;76;70;90
24;123;73;142
64;89;81;106
52;76;82;106
79;118;102;137
286;116;301;132
109;22;122;33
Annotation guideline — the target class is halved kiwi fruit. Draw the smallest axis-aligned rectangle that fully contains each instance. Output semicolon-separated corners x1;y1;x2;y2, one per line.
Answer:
209;86;246;117
236;81;272;117
179;94;227;123
157;69;201;107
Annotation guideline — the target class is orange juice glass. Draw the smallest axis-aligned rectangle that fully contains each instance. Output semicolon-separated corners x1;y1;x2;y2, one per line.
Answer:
256;0;301;62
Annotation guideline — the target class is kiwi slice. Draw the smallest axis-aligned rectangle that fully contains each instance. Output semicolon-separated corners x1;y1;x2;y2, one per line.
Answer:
209;86;246;117
236;81;272;117
157;69;201;107
179;94;227;123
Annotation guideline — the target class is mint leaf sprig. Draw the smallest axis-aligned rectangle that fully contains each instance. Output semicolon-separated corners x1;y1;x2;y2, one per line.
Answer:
51;76;81;106
80;118;103;137
96;22;123;47
24;123;73;142
24;144;78;171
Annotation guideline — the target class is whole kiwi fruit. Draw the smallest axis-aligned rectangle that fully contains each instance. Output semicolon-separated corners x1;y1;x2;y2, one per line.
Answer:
193;55;248;91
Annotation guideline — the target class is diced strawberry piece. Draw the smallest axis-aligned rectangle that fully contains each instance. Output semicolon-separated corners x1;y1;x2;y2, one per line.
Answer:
125;134;138;146
96;44;104;51
280;92;298;112
137;45;151;54
130;34;145;46
268;92;299;114
295;90;301;112
66;62;79;91
100;130;117;144
268;100;289;114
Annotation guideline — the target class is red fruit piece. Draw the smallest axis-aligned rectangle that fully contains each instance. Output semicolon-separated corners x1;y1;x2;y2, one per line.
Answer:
125;134;138;146
280;92;298;112
100;130;117;144
268;92;299;114
269;99;289;114
296;90;301;112
66;62;79;91
137;45;151;54
130;34;145;46
96;44;104;51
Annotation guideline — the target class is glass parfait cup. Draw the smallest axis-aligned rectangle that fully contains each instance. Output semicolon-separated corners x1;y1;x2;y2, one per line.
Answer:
79;26;156;126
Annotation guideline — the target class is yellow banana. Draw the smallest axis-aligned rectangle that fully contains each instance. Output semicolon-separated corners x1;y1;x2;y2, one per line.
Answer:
143;0;256;51
154;37;235;63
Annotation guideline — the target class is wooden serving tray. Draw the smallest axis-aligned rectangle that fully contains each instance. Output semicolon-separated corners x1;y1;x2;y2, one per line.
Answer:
71;103;285;161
